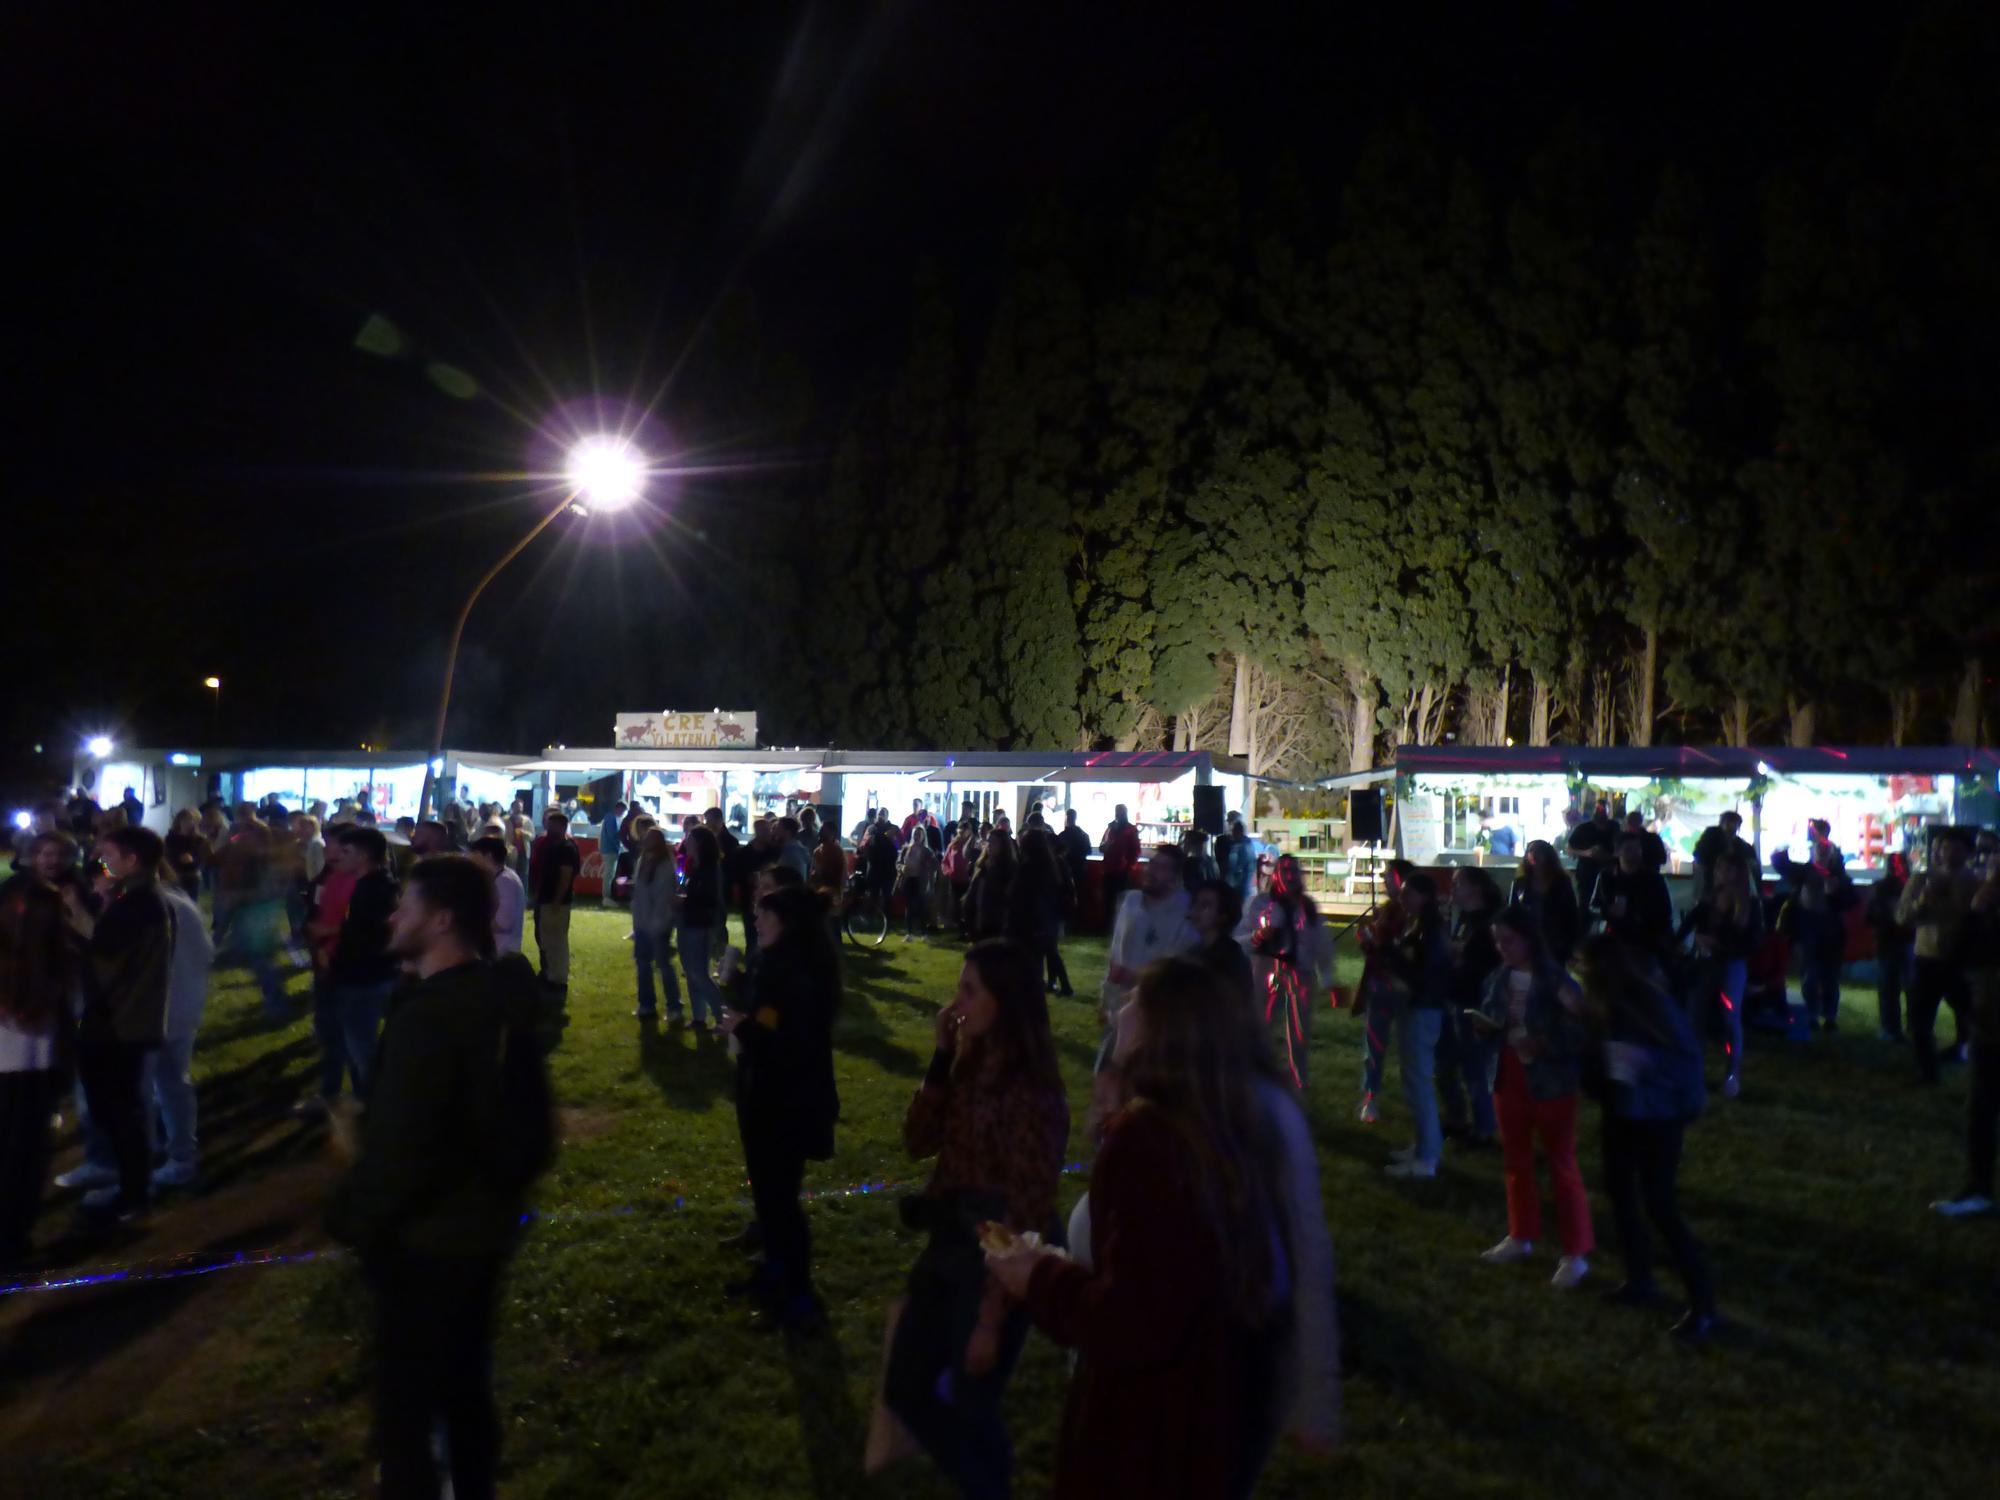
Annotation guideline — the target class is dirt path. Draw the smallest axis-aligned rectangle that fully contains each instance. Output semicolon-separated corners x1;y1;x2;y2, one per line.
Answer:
0;1110;340;1451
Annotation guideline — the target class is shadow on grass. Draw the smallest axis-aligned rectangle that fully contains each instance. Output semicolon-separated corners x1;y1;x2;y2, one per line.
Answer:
1338;1288;1711;1498
638;1023;736;1112
786;1326;867;1499
0;1208;325;1407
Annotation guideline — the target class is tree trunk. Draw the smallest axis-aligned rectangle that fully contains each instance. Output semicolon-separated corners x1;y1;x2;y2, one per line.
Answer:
1495;661;1511;745
1173;715;1191;752
1529;675;1553;746
1348;678;1374;773
1888;686;1919;747
1952;657;1983;745
1227;652;1250;756
1723;693;1752;748
1629;625;1658;748
1786;695;1817;748
1414;681;1439;745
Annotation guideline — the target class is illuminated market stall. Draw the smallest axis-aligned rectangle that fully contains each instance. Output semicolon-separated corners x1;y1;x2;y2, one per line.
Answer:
1388;745;2000;876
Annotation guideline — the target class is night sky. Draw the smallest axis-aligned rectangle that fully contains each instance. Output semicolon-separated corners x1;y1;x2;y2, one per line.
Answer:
3;4;1934;797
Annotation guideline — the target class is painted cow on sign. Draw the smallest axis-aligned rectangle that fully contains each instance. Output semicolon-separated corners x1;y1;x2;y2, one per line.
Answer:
619;721;658;746
717;722;747;743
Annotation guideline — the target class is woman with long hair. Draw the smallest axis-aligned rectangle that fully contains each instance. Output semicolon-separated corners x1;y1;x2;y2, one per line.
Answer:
1509;840;1582;968
721;885;840;1332
1575;934;1717;1340
677;825;726;1030
1246;853;1328;1094
986;957;1284;1499
964;830;1017;943
1677;850;1759;1098
887;941;1069;1497
0;833;79;1263
629;828;682;1022
1350;860;1410;1122
939;824;974;931
1436;865;1501;1147
1385;871;1452;1179
1476;908;1595;1289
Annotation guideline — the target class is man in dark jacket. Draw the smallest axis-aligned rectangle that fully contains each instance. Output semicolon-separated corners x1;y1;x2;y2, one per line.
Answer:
1594;835;1677;959
1567;802;1619;914
329;855;540;1500
76;825;173;1219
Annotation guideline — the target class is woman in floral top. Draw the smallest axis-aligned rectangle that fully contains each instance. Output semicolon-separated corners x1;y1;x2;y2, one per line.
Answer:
887;940;1069;1499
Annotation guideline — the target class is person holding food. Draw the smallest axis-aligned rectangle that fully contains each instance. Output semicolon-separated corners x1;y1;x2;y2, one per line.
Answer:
883;940;1070;1498
985;957;1284;1499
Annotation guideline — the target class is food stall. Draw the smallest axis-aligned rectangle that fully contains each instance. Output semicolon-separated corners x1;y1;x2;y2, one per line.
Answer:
1389;745;2000;877
508;727;1264;905
67;745;529;831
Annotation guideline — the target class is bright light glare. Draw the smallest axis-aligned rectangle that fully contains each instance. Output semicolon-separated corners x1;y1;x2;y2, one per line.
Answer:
203;676;221;690
564;436;647;510
85;735;114;757
10;811;30;831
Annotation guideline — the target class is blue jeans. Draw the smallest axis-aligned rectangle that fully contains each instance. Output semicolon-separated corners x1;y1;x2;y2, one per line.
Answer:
679;925;723;1025
317;979;391;1100
154;1030;199;1167
634;927;681;1016
1688;957;1746;1081
1876;941;1907;1036
1801;943;1844;1026
1360;976;1395;1104
1435;1008;1496;1139
248;948;289;1022
1397;1004;1445;1165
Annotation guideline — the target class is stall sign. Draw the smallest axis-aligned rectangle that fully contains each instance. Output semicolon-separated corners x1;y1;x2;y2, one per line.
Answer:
614;710;759;749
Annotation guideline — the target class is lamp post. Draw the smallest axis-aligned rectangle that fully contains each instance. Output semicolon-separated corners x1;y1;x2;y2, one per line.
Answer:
204;676;221;741
418;435;648;821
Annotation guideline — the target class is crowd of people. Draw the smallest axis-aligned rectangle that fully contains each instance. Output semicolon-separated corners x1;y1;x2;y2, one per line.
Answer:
8;779;2000;1496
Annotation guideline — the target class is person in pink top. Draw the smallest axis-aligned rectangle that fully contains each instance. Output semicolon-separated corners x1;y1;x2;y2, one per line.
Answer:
298;843;361;1117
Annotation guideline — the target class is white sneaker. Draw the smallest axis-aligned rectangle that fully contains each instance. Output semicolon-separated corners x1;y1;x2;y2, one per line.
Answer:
1481;1236;1534;1264
1385;1158;1437;1179
54;1162;118;1192
1931;1194;1994;1219
1389;1143;1418;1163
1722;1074;1741;1100
80;1184;122;1211
1357;1098;1379;1124
1551;1255;1590;1290
152;1160;199;1191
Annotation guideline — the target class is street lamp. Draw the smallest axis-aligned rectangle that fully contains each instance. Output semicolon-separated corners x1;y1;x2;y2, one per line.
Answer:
85;735;114;758
204;676;222;741
419;435;648;819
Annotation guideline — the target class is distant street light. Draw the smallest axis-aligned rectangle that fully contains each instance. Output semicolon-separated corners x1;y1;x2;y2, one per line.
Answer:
204;676;222;741
419;435;649;819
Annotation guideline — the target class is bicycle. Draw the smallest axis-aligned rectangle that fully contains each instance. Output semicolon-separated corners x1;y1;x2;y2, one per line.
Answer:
842;875;890;947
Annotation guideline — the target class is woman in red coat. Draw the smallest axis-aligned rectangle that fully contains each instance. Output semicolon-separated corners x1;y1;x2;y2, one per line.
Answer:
986;957;1284;1499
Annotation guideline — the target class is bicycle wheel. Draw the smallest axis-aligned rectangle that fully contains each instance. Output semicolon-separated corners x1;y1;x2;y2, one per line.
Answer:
846;894;889;947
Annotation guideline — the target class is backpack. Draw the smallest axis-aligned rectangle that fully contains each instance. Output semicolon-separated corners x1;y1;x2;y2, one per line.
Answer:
490;952;558;1190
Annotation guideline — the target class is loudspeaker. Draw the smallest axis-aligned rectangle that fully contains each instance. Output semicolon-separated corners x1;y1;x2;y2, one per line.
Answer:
1192;785;1226;836
1348;788;1385;845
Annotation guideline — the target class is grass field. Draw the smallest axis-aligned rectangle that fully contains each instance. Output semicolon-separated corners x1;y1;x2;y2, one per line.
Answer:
2;908;1997;1499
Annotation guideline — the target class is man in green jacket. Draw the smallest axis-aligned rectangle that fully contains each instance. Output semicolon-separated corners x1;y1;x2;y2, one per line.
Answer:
329;855;541;1500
